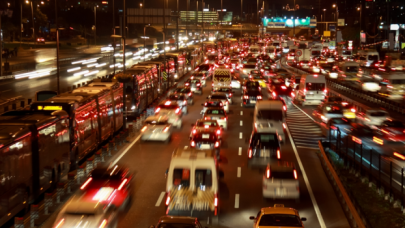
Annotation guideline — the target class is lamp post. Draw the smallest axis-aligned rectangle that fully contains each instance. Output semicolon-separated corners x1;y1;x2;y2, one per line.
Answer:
26;1;35;46
357;5;362;47
333;4;338;49
143;25;150;61
293;0;296;38
94;6;98;45
323;9;326;33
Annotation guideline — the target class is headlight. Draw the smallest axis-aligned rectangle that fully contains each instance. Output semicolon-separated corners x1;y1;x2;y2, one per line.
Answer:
131;106;136;110
174;74;178;78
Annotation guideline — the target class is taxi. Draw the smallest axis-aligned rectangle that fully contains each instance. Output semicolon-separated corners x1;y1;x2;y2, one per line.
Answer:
249;205;306;228
190;119;222;139
250;70;267;88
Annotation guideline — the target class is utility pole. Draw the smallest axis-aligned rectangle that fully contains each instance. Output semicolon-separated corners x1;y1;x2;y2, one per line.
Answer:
0;15;2;76
123;0;126;72
20;3;22;47
94;6;97;45
176;0;179;50
241;0;243;22
202;0;204;38
55;0;60;94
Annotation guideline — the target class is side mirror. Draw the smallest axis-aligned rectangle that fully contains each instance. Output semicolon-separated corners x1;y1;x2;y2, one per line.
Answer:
249;216;255;220
218;170;224;178
301;217;307;222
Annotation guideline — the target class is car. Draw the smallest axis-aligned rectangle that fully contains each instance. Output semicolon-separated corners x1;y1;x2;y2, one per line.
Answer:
253;100;287;143
196;64;213;78
167;94;188;114
140;115;172;142
298;60;312;69
79;165;133;210
241;64;257;76
353;77;381;93
53;200;119;228
260;65;276;79
185;78;203;95
357;109;390;126
313;102;345;124
150;216;205;228
268;77;293;98
190;129;221;157
212;86;233;104
173;87;194;105
190;72;207;87
190;119;222;139
203;107;228;130
200;99;224;115
247;129;281;168
155;100;183;129
250;70;267;88
319;117;353;138
230;59;240;70
249;204;306;228
207;93;230;113
242;89;263;107
263;161;299;199
37;37;45;44
243;80;261;91
231;74;242;89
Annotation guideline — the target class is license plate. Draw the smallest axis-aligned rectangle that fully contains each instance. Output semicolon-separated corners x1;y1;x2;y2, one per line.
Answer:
260;150;270;157
211;117;219;120
275;188;287;196
200;144;211;149
250;100;256;103
190;88;196;91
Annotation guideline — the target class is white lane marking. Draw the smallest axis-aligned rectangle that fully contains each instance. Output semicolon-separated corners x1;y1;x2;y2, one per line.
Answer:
238;147;242;156
155;191;166;207
111;134;142;166
240;103;243;107
286;125;327;228
240;111;243;115
237;167;241;178
234;194;240;208
240;120;243;126
239;132;243;139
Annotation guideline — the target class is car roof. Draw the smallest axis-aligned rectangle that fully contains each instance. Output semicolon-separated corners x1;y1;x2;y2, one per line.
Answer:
261;204;299;216
210;93;227;98
145;115;169;122
158;216;198;224
256;100;283;109
64;201;103;214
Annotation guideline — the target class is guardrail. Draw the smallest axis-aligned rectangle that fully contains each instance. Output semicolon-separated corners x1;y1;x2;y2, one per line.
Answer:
318;140;366;228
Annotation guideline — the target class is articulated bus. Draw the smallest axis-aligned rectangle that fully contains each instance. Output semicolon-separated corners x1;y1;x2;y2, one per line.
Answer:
0;110;70;227
161;51;187;81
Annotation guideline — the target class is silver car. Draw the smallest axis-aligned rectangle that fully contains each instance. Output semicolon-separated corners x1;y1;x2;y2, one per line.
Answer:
207;93;230;113
200;99;225;115
263;162;300;200
191;72;207;87
140;116;172;143
211;86;234;104
155;101;183;129
203;107;228;130
167;94;188;114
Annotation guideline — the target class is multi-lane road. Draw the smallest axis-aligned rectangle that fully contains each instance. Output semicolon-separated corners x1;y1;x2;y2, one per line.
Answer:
39;68;350;227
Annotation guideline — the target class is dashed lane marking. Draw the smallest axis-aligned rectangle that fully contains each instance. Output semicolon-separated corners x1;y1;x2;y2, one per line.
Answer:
234;194;240;208
237;167;241;178
155;192;166;207
238;147;242;156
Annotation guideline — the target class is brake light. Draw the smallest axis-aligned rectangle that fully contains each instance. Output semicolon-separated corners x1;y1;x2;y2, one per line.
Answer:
185;83;190;86
221;116;227;120
80;177;92;190
352;136;362;144
277;149;281;159
324;89;327;93
155;107;161;113
351;108;356;113
244;95;249;99
214;194;218;207
248;149;252;158
272;92;276;97
257;95;262;100
216;129;221;135
282;123;286;129
229;93;233;97
266;167;270;178
215;141;220;148
220;102;223;106
204;117;210;120
394;152;405;160
118;178;128;190
373;136;384;145
293;169;298;179
141;126;147;132
204;125;209;129
165;195;170;205
304;89;307;94
54;219;65;228
191;141;196;147
197;83;201;87
175;108;180;114
281;86;287;90
163;126;170;132
283;105;286;111
291;92;295;97
226;100;229;104
188;92;192;96
183;100;187;105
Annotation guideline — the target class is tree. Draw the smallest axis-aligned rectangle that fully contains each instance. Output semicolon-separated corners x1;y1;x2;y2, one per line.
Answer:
35;7;48;35
1;21;18;41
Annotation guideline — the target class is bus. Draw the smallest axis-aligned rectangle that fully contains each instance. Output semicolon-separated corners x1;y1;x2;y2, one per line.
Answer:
0;110;70;227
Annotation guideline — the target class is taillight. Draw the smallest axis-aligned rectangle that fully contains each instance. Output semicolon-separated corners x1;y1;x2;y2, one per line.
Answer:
272;92;276;97
351;108;356;113
183;100;187;105
324;89;327;93
188;92;192;96
283;105;286;111
266;167;270;178
165;195;170;205
118;178;128;190
197;83;201;87
243;95;249;99
214;194;218;207
277;149;281;159
185;83;190;86
215;141;220;148
281;86;287;90
155;107;161;113
257;95;262;100
221;117;227;120
80;177;92;190
283;123;286;129
163;126;169;132
229;93;233;97
141;126;147;132
175;108;180;114
293;169;298;179
204;117;210;120
248;149;252;158
192;129;197;134
220;102;223;106
191;140;196;147
304;89;307;94
216;129;221;135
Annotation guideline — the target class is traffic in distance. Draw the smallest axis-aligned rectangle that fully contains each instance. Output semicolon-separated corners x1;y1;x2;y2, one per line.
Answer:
2;32;405;228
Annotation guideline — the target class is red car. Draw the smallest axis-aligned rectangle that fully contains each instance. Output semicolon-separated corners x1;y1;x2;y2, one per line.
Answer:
80;165;133;210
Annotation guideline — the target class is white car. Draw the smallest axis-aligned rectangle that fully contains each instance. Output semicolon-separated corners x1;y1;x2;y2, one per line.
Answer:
203;107;228;130
357;109;390;126
140;116;172;143
207;93;230;113
355;78;381;92
53;200;118;228
155;100;183;128
263;162;299;199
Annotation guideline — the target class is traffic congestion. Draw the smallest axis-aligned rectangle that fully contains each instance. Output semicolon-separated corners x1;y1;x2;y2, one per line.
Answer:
2;33;405;228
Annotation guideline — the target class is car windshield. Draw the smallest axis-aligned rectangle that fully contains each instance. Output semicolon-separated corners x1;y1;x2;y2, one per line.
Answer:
258;214;302;227
257;110;283;121
199;65;210;71
188;79;200;84
271;170;295;179
173;168;190;187
206;109;225;115
368;55;379;61
253;133;278;144
175;88;190;93
342;50;352;55
207;55;217;60
205;101;222;106
368;111;388;117
327;97;342;102
325;105;343;114
195;169;213;189
158;104;179;109
330;118;351;125
243;64;256;69
145;120;168;125
214;88;230;93
306;83;325;91
158;224;195;228
312;51;321;55
197;121;218;127
345;66;358;72
248;58;257;62
210;95;227;100
168;95;185;100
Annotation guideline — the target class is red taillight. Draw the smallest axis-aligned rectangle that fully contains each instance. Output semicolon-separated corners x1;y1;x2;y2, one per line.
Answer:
281;86;287;90
118;178;128;190
197;83;201;87
214;194;218;207
277;149;281;159
257;95;262;100
155;107;161;113
243;95;249;99
304;89;307;94
215;141;220;148
272;92;276;97
192;129;197;134
266;167;270;178
165;195;170;205
293;169;298;179
175;108;180;114
282;123;286;129
324;89;327;93
220;102;223;106
216;129;221;135
54;219;65;228
248;149;252;158
221;117;227;120
229;93;233;97
141;126;147;132
163;126;169;132
185;83;190;86
188;92;192;96
283;105;286;111
80;177;92;190
191;141;196;147
351;108;356;113
183;100;187;105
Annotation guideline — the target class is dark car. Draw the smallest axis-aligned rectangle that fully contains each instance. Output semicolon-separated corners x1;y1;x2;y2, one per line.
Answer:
167;94;188;114
247;131;281;168
243;81;261;92
173;87;194;105
185;78;203;95
242;89;263;107
268;77;293;97
190;130;221;157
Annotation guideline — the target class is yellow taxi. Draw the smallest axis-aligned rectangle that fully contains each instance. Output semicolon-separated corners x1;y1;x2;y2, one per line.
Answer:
249;70;267;88
249;204;306;228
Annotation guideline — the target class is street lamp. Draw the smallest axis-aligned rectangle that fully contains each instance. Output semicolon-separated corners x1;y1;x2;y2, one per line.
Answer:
323;9;327;33
333;4;338;48
143;25;150;62
357;5;362;46
26;0;35;46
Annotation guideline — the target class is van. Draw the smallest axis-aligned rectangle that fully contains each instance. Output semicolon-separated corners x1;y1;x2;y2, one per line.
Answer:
339;48;353;59
264;46;276;58
295;74;327;106
310;47;322;59
212;68;231;88
376;71;405;100
253;100;286;143
357;49;379;67
337;62;362;82
249;45;260;57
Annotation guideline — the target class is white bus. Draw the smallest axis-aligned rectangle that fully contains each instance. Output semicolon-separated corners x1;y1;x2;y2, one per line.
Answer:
295;74;327;106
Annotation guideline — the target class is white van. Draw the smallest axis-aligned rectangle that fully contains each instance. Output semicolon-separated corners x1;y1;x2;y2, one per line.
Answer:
310;47;322;59
357;49;379;67
248;45;260;57
295;74;327;106
212;68;231;88
376;71;405;100
253;100;286;143
339;48;353;59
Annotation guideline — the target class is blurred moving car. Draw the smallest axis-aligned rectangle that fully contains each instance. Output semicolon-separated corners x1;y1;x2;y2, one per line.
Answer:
150;216;205;228
212;86;234;104
263;162;299;200
140;116;172;143
155;101;183;129
190;119;222;139
249;204;306;228
190;130;221;156
167;94;188;114
357;109;390;126
247;127;281;168
207;93;230;113
173;87;194;105
203;107;228;130
185;78;203;95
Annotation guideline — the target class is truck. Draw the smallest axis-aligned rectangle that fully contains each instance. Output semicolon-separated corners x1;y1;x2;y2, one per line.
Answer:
165;147;223;225
212;68;231;88
295;49;311;62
